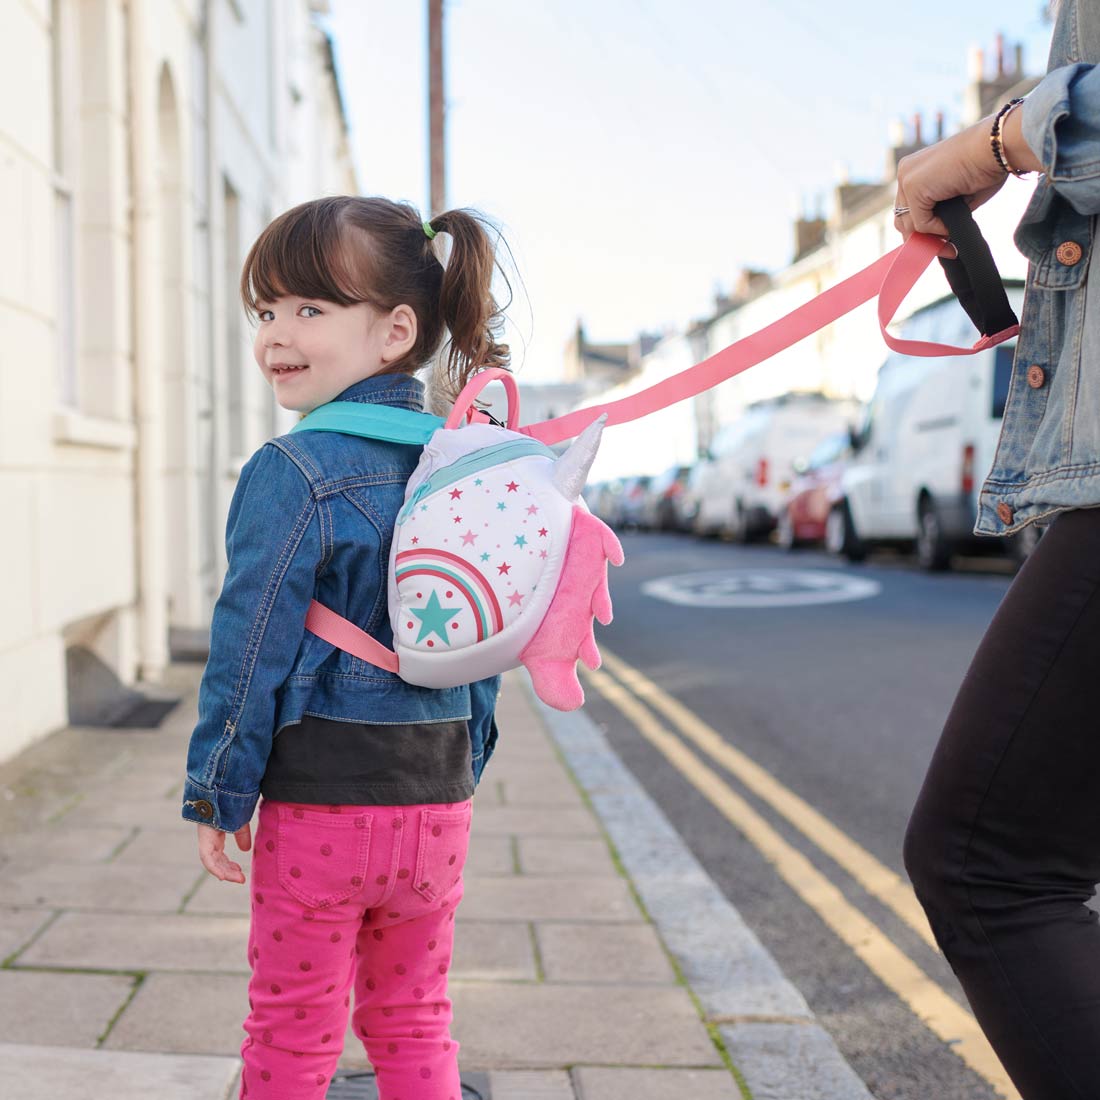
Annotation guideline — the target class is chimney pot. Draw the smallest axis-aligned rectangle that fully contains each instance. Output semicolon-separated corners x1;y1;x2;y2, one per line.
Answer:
913;112;923;145
968;45;985;82
935;110;945;142
1015;42;1024;75
996;33;1005;76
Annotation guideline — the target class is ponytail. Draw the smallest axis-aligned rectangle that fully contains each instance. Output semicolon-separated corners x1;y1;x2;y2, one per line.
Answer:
428;209;511;405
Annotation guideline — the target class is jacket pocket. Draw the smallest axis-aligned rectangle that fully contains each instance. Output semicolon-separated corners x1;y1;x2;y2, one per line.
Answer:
413;803;473;902
276;805;372;909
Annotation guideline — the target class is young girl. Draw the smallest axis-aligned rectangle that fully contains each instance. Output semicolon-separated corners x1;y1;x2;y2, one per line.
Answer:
182;196;506;1100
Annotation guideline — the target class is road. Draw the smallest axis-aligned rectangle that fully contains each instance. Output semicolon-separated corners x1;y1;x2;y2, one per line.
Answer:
579;530;1029;1100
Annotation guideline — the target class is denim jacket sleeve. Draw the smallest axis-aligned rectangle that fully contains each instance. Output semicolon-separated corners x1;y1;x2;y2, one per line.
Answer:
1022;63;1100;215
182;443;322;832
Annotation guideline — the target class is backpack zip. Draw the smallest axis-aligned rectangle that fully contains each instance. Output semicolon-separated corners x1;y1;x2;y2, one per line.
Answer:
397;438;555;524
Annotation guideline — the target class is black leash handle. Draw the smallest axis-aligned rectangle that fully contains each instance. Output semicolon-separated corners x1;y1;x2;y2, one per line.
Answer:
933;196;1019;337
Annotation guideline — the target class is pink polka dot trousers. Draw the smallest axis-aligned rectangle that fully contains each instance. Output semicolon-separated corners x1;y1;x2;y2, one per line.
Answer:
240;798;473;1100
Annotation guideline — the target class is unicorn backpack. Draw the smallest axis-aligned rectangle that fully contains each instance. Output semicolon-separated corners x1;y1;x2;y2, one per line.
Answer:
292;368;624;712
290;200;1022;713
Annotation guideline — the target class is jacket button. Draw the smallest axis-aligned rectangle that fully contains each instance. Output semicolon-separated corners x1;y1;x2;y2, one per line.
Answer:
1056;240;1083;266
996;502;1015;525
1027;365;1046;389
193;799;214;819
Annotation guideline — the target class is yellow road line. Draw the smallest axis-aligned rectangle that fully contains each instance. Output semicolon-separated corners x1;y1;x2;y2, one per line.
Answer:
582;662;1020;1100
599;647;937;952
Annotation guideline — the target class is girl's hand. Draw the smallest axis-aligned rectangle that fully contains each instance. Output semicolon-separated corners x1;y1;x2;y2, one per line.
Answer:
197;821;252;884
894;116;1012;257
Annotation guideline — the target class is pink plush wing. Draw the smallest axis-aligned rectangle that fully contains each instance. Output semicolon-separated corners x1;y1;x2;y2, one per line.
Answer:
519;506;625;711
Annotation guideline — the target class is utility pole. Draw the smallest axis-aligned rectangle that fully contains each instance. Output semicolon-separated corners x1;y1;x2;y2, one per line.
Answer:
428;0;446;216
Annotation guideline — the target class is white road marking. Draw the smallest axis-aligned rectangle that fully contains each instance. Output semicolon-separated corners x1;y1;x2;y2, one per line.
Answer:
642;569;882;608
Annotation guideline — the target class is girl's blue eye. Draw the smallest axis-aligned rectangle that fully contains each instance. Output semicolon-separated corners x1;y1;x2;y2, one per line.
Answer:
301;305;321;318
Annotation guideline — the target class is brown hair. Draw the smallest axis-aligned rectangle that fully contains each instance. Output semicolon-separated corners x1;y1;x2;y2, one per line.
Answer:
239;196;511;405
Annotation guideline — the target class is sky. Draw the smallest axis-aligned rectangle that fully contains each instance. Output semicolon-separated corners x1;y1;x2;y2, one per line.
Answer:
319;1;1054;384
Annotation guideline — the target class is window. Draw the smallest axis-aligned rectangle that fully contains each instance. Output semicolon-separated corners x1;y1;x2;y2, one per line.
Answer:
51;0;78;407
224;177;244;457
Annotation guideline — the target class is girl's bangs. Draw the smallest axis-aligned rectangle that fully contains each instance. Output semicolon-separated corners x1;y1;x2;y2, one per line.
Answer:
240;205;368;314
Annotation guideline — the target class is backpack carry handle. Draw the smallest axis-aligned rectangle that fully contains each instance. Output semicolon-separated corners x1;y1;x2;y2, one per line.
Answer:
445;367;521;431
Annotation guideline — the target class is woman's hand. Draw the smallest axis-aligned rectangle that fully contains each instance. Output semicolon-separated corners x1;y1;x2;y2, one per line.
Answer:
197;821;252;884
894;116;1012;256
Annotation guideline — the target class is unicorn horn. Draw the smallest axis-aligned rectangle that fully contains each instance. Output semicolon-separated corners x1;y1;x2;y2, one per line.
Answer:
552;413;606;501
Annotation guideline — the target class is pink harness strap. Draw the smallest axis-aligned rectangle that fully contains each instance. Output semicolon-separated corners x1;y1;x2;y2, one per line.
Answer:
519;232;1019;447
302;228;1020;669
304;599;399;671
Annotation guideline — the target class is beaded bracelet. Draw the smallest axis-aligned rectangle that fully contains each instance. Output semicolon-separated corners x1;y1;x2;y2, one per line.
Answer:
991;97;1031;178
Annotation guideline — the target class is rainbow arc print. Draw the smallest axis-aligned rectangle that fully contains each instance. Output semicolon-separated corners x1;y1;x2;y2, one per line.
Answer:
395;548;505;648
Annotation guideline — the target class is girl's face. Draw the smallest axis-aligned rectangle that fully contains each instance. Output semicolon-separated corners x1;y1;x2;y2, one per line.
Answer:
253;296;416;413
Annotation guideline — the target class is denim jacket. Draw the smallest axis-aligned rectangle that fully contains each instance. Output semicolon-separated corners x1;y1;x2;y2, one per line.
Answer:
183;373;500;833
976;0;1100;534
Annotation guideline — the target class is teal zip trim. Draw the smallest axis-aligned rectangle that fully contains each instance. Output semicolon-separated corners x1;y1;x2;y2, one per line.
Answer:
397;438;555;524
290;401;444;444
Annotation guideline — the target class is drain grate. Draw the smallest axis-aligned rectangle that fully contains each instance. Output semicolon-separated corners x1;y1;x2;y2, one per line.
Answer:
325;1070;490;1099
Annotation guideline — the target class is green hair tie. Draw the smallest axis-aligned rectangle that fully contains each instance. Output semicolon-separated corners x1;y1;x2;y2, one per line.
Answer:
423;221;437;240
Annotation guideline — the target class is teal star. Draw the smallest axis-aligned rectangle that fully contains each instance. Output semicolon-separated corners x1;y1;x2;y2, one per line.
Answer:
514;534;528;548
410;590;462;645
496;501;506;511
474;478;483;486
480;552;491;562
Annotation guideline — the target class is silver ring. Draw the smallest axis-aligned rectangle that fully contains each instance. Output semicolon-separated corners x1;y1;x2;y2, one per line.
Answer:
893;205;910;216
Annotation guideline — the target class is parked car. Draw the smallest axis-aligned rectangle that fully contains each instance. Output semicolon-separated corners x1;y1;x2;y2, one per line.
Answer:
691;392;861;541
641;464;693;530
829;286;1040;570
615;475;653;530
584;480;621;525
776;431;852;550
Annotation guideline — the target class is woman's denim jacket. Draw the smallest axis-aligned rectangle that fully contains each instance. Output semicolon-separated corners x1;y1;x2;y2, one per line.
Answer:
977;0;1100;534
183;373;500;833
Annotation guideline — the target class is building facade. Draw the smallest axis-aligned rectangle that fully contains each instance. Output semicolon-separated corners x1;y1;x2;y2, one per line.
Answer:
0;0;355;762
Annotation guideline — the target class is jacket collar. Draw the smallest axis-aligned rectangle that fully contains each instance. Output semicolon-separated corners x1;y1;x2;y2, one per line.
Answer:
333;372;425;410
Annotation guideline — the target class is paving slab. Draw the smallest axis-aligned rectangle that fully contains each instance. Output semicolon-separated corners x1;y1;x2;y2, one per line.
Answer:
717;1022;874;1100
0;906;56;959
573;1066;742;1100
498;776;586;808
104;972;248;1056
16;911;251;972
471;805;599;839
54;795;211;832
458;876;638;922
448;982;722;1069
489;1069;576;1099
0;1042;240;1100
0;823;133;863
113;825;251;868
462;832;515;875
0;859;203;912
517;837;617;877
0;969;136;1046
535;922;678;984
451;919;537;981
185;873;253;916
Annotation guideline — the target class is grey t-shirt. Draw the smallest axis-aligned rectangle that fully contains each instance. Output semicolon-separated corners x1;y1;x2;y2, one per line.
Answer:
260;715;474;806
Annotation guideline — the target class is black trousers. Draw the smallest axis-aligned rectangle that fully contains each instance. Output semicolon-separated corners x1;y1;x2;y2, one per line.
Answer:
905;508;1100;1100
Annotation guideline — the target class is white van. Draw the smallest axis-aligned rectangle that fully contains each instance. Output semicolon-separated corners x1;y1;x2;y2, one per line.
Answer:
830;287;1037;569
693;392;861;541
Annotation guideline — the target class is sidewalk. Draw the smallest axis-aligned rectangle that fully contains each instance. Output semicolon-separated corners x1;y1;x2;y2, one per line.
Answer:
0;664;871;1100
